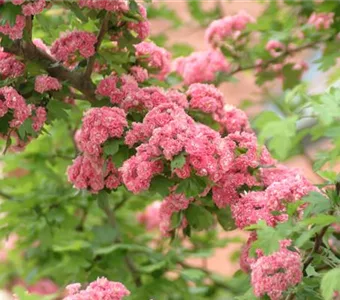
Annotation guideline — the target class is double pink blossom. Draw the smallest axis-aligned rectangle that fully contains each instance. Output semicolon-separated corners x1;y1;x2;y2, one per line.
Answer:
34;75;62;94
174;50;230;85
0;51;25;79
64;277;130;300
308;12;334;30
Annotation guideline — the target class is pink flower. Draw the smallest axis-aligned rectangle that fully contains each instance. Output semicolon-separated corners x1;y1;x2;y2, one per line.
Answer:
22;0;46;16
51;31;97;62
130;66;149;82
27;279;59;296
33;38;54;59
76;107;128;156
137;201;162;230
0;86;31;128
308;12;334;30
205;11;254;46
31;106;47;132
34;75;62;93
265;40;285;57
251;240;302;300
240;232;257;273
68;155;121;193
135;41;171;80
174;50;230;85
79;0;129;12
0;15;25;40
127;4;150;40
63;277;130;300
0;51;25;79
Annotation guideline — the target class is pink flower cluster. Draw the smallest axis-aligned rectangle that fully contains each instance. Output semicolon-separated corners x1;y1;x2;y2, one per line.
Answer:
31;106;47;132
67;107;127;193
96;74;187;112
232;166;316;229
0;15;25;40
174;50;230;85
67;155;120;193
79;0;129;12
159;193;192;236
127;4;150;40
130;66;148;83
76;107;127;156
21;0;46;16
308;12;334;30
135;42;171;80
0;86;31;128
137;201;162;230
64;277;130;300
122;101;258;197
205;11;255;46
34;75;62;94
251;240;302;300
186;83;251;134
0;233;18;262
13;278;59;296
51;31;97;62
0;51;25;79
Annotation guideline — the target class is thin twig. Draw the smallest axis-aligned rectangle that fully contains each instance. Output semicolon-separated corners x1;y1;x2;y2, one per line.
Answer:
84;12;111;79
229;39;326;77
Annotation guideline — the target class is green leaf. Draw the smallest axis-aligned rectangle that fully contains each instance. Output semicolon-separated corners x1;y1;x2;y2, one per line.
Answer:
103;139;123;157
320;268;340;300
302;214;337;226
111;145;130;168
94;243;152;256
176;175;207;198
303;192;331;218
282;63;302;90
149;175;174;198
249;221;284;255
305;265;320;278
181;269;205;282
171;43;194;58
0;3;22;26
216;207;236;231
97;191;109;211
18;118;35;139
47;100;71;121
170;211;183;230
171;152;186;171
184;204;214;231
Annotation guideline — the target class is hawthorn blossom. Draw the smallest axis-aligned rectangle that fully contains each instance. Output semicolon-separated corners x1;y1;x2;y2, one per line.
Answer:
34;75;62;93
76;107;128;156
51;31;97;62
64;277;130;300
22;0;46;16
205;11;255;46
174;50;230;85
265;40;285;57
127;4;150;40
251;240;303;300
130;66;149;82
137;201;162;230
0;86;31;128
78;0;129;12
308;12;334;30
135;41;171;80
0;51;25;79
240;232;257;273
0;15;25;40
0;233;18;262
31;106;47;132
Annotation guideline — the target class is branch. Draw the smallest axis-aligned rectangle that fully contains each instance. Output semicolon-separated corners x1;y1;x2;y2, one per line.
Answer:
0;191;13;200
98;196;142;287
229;39;326;77
303;225;330;271
4;41;97;103
285;225;330;300
84;12;111;78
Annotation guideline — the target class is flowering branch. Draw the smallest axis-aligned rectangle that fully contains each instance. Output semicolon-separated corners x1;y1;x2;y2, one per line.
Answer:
84;12;111;79
4;41;97;102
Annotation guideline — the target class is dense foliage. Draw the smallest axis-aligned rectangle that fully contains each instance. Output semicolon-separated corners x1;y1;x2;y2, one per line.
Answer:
0;1;339;300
